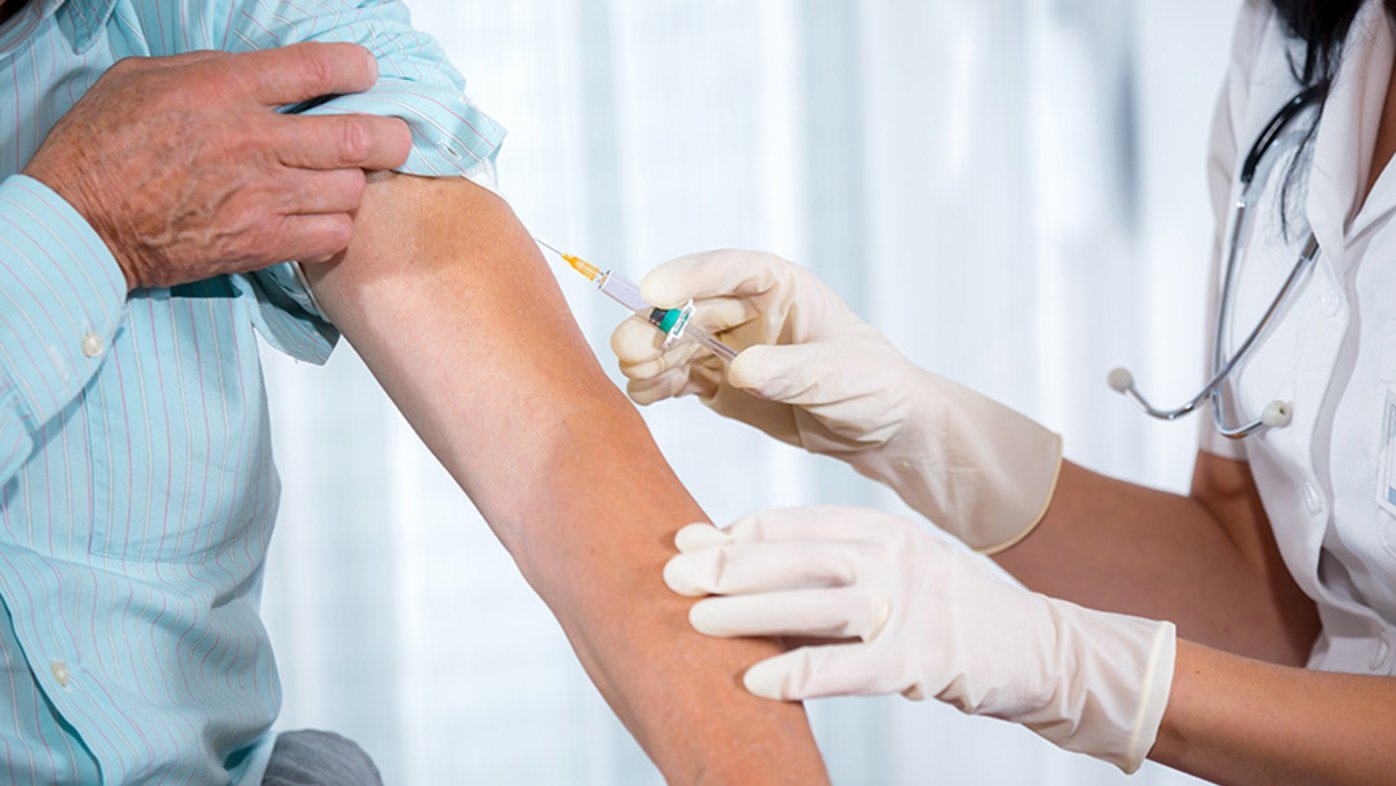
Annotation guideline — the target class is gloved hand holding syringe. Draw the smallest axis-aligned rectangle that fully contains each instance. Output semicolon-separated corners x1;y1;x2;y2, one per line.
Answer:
535;239;738;362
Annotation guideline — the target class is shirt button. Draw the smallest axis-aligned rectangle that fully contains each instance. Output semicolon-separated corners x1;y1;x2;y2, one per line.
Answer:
1371;639;1391;672
1319;288;1342;317
50;660;70;687
1302;482;1324;515
81;332;104;358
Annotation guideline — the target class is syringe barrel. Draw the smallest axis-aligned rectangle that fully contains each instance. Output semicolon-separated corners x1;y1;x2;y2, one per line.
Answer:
596;272;651;312
594;269;738;362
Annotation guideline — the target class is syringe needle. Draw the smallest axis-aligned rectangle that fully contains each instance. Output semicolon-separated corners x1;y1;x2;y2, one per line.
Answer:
533;237;565;258
535;237;602;281
536;238;736;362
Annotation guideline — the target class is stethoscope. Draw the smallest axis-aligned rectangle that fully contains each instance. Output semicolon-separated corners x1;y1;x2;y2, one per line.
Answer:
1108;86;1325;439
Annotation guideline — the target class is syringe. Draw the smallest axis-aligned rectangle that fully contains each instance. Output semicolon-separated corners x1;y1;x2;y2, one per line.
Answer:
536;239;738;363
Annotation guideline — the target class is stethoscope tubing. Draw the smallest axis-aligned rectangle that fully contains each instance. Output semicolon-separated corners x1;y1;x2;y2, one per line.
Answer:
1111;87;1324;438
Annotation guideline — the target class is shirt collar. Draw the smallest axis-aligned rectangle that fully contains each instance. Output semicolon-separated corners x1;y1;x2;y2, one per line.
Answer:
1306;0;1395;250
54;0;118;52
0;0;114;55
0;0;49;54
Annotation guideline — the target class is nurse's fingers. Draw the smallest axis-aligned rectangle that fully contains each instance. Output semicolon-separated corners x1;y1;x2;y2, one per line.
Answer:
613;318;704;378
743;643;899;701
612;315;664;365
673;522;733;552
688;586;886;640
626;368;709;405
729;342;868;397
640;250;804;309
695;296;761;332
663;540;864;597
616;341;701;382
611;298;755;369
725;505;911;546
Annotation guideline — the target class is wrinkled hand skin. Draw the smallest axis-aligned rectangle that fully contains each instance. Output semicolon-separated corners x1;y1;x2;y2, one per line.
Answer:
23;43;413;291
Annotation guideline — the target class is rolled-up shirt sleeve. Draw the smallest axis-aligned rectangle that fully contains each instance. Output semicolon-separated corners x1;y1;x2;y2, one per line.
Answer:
0;175;127;480
218;0;507;359
236;0;508;182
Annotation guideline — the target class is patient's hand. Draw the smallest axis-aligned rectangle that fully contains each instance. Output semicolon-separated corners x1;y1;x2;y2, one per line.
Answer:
24;43;411;290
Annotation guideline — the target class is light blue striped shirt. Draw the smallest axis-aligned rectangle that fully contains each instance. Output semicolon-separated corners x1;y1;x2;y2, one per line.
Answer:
0;0;504;782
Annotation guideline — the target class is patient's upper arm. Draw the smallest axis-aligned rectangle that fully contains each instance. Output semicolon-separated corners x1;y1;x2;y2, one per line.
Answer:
302;173;622;537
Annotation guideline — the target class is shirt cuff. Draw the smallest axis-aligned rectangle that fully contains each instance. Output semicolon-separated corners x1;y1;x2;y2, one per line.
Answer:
234;263;339;365
0;175;127;430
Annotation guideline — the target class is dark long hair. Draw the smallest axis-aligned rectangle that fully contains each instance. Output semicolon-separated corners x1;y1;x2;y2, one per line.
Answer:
1271;0;1393;225
1272;1;1367;87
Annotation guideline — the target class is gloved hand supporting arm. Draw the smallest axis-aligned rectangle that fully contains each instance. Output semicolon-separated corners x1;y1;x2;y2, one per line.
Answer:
665;506;1175;772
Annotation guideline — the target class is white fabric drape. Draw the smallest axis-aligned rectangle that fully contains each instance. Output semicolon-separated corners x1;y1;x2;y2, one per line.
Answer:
260;1;1238;783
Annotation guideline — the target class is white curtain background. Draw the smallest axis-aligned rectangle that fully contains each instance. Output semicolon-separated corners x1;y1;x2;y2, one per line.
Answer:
260;1;1241;783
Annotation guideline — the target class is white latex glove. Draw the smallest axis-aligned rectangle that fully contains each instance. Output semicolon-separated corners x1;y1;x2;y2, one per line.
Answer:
612;250;1062;553
663;506;1176;773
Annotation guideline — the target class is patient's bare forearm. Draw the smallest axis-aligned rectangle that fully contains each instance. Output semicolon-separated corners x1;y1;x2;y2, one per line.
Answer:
305;173;828;783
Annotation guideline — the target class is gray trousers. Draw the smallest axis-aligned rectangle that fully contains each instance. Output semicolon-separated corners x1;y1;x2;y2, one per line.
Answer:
261;730;384;786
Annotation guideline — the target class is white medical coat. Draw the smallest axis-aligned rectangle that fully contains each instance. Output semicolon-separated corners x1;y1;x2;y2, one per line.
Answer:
1204;0;1396;674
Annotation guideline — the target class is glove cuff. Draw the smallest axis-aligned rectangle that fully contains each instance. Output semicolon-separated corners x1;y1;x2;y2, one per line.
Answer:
848;375;1064;553
977;436;1064;556
1027;603;1177;773
1122;620;1177;772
